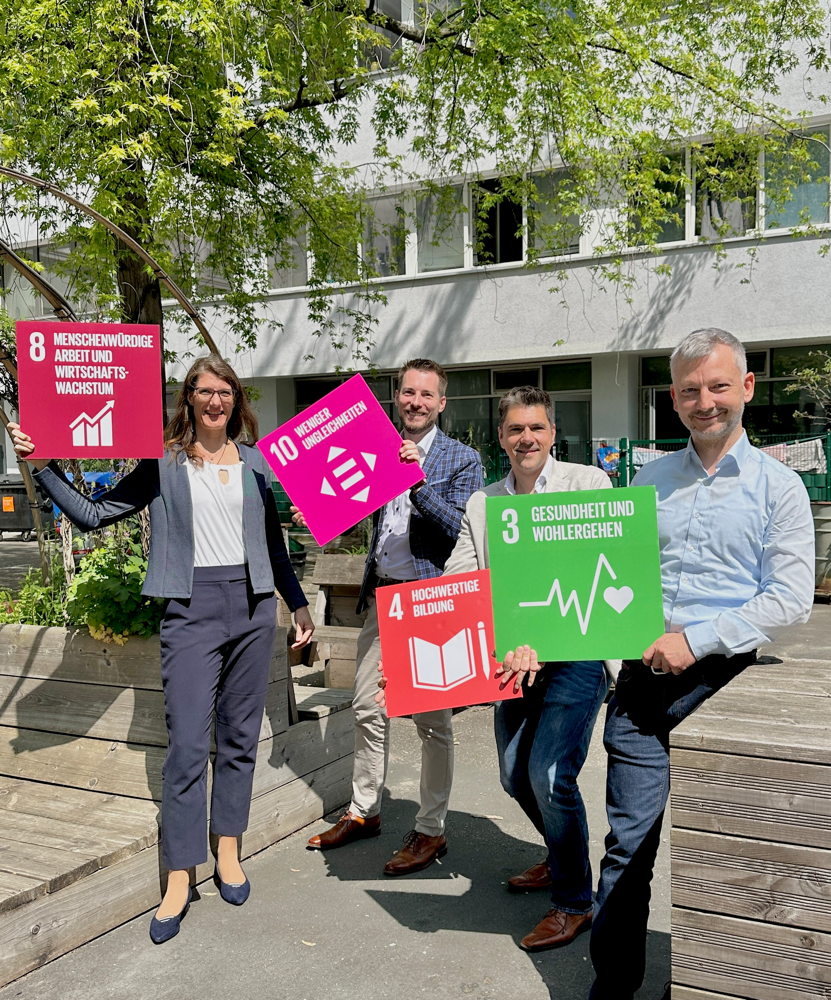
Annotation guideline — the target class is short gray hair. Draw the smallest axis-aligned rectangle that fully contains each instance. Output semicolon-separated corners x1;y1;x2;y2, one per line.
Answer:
498;386;554;427
670;328;747;377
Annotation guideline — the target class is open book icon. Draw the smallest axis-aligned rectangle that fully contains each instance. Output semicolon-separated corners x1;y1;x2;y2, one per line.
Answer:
409;623;490;691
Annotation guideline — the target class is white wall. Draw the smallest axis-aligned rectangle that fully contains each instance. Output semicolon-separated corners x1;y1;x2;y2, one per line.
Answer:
591;353;639;443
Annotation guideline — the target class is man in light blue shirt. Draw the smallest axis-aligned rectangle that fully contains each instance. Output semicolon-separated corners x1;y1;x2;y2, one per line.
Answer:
588;329;815;1000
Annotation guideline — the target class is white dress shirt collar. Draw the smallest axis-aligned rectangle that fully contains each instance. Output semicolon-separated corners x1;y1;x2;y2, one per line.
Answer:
505;453;557;495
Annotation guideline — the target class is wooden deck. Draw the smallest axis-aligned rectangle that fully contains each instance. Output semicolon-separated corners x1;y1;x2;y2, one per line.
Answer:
670;646;831;999
0;624;353;988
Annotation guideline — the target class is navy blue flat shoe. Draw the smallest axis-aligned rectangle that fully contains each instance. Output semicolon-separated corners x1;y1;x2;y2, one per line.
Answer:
214;865;250;906
149;887;192;944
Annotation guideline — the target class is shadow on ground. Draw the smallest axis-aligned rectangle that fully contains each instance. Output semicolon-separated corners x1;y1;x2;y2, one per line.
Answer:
314;792;670;999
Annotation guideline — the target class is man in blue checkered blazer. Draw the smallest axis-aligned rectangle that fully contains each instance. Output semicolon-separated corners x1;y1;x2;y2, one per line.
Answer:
307;359;483;874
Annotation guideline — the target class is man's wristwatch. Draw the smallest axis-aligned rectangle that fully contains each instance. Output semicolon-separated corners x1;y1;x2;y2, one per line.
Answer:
410;481;425;496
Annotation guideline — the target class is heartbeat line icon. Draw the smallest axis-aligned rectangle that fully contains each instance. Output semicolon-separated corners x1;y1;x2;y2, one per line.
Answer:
519;554;631;635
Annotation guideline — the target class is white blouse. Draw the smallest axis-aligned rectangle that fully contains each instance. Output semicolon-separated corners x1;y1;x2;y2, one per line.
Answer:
185;460;246;567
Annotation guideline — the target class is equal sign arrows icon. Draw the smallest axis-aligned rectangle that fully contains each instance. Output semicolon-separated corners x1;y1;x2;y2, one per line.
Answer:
320;446;377;502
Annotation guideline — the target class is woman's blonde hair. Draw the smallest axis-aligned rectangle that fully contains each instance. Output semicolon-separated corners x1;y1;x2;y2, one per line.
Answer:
164;356;259;464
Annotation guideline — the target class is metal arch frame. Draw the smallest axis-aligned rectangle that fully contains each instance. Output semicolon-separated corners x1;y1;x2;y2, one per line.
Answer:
0;165;220;355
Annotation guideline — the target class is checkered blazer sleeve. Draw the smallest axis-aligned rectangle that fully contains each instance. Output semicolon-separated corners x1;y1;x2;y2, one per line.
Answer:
410;440;484;541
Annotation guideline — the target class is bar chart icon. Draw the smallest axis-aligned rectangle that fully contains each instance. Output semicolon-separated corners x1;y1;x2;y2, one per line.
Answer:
70;401;114;447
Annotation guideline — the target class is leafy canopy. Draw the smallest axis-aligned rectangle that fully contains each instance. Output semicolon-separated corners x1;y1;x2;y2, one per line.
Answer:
0;0;828;358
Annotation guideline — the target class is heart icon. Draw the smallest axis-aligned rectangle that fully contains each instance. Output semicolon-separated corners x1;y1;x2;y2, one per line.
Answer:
603;586;634;614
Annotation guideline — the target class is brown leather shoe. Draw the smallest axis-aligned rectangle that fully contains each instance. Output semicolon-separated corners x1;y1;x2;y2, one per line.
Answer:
383;830;447;876
508;860;552;894
519;908;592;951
307;812;381;850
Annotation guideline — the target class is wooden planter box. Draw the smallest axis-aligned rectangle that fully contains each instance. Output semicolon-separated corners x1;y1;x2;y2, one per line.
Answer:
311;553;367;628
0;623;353;988
670;657;831;1000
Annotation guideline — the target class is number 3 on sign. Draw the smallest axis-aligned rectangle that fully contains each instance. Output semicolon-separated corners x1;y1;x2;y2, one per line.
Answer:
388;593;404;620
502;508;519;544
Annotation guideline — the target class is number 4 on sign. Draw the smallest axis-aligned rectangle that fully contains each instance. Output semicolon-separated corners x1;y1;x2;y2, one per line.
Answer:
388;593;404;621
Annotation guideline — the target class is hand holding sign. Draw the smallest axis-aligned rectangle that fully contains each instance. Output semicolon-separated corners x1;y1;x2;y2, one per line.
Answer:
259;374;424;546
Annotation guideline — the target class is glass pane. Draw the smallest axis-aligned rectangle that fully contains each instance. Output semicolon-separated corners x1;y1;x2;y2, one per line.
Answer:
363;197;407;276
271;239;308;289
552;399;591;464
543;361;591;392
492;368;540;393
295;378;342;408
653;389;687;439
766;129;830;229
641;356;672;387
694;151;757;238
440;397;494;450
417;186;465;272
365;376;392;402
630;153;686;244
530;171;580;255
364;0;404;70
472;178;523;265
446;369;490;397
746;351;767;375
1;244;76;319
771;344;831;377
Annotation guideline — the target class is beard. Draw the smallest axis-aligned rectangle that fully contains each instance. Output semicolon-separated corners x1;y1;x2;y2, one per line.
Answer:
687;403;744;444
401;410;439;434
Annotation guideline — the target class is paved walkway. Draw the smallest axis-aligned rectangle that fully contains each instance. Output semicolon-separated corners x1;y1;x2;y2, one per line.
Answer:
0;699;671;1000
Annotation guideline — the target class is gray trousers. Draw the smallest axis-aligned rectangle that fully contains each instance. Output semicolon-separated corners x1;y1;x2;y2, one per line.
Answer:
350;594;454;836
159;565;277;870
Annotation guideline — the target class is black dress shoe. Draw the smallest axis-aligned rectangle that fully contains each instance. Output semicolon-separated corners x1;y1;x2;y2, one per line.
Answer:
149;887;192;944
214;865;251;906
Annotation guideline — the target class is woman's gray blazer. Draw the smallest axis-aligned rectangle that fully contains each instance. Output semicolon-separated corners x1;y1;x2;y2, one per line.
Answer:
33;445;308;608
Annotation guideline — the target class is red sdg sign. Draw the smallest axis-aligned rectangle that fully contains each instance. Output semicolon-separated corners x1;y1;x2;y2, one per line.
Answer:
16;321;164;459
375;570;522;718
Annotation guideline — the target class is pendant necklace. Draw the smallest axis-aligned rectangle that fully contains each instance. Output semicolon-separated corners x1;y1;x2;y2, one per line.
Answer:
208;439;231;484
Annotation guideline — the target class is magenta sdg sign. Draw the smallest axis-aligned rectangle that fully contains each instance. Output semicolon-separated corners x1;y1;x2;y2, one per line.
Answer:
16;320;164;459
258;374;423;546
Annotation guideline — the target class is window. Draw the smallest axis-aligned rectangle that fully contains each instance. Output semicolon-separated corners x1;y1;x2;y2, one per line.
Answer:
446;369;490;397
630;153;687;245
492;368;541;393
362;196;407;277
529;171;581;256
364;0;407;70
416;185;465;272
765;128;830;230
269;236;308;290
543;361;592;392
694;149;757;238
472;178;523;266
640;356;672;387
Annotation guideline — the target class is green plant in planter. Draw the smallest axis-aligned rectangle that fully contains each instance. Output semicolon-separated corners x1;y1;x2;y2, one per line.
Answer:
0;561;66;627
66;533;163;644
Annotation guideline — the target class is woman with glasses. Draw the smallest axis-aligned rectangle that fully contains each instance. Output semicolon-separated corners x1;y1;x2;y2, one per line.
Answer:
9;356;314;944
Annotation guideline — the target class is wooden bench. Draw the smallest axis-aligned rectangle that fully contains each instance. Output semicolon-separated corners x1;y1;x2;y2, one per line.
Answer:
0;624;353;989
669;656;831;1000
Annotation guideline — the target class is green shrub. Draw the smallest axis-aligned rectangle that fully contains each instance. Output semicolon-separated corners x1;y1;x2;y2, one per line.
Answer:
66;533;163;643
0;562;66;627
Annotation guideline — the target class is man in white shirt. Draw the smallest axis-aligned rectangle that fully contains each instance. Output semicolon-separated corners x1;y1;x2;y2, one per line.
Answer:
304;359;483;875
440;386;617;951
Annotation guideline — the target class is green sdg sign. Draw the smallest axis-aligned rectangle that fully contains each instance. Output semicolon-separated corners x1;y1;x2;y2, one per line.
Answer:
485;486;665;662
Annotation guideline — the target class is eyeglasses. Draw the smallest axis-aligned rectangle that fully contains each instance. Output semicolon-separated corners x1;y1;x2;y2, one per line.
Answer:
192;388;235;401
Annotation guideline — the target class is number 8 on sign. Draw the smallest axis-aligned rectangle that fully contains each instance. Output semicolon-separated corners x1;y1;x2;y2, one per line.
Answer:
29;332;45;362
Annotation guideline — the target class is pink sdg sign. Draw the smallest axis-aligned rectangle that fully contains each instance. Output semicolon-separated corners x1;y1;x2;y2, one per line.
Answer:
258;374;424;546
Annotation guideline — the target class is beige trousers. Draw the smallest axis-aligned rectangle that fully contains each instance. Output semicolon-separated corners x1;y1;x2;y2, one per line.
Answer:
349;594;454;836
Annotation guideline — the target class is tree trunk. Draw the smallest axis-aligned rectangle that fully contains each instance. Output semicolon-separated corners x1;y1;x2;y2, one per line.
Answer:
114;166;168;427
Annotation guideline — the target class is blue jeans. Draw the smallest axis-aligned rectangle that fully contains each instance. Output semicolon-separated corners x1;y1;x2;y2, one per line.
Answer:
589;652;756;1000
494;660;609;914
